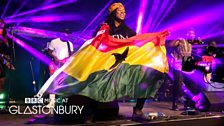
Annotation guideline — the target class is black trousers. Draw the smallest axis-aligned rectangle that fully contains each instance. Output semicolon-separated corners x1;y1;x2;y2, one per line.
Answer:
172;69;183;109
172;69;202;109
135;98;147;110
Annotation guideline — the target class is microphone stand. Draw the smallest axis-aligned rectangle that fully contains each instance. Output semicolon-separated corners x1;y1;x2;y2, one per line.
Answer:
10;26;16;63
30;58;37;94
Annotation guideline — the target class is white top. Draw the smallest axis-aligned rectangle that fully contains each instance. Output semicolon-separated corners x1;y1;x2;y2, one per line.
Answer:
48;38;74;60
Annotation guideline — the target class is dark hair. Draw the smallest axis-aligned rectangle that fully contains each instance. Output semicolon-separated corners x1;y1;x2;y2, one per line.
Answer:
105;9;124;27
104;9;127;36
208;41;216;47
92;8;130;37
105;10;117;27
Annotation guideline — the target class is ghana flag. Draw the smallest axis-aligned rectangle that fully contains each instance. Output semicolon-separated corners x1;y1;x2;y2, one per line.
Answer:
37;24;169;102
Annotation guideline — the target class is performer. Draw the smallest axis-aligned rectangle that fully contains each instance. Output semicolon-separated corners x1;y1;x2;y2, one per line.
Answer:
0;18;7;93
93;3;168;121
93;2;153;121
36;3;168;123
47;32;74;108
0;18;15;111
170;37;196;110
0;18;14;92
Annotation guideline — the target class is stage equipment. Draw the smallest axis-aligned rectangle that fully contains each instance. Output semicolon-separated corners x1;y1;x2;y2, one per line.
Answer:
182;57;224;83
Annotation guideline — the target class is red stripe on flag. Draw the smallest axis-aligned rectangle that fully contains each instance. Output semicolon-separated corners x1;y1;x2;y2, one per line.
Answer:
90;24;168;52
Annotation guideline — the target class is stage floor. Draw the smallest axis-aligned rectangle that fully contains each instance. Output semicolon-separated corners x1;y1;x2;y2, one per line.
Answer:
0;101;224;126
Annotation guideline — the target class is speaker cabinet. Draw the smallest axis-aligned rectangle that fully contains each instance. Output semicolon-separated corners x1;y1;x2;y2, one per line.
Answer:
202;91;224;111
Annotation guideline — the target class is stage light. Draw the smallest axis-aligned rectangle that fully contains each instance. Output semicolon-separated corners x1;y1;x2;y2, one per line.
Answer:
136;14;143;34
4;0;78;20
1;0;11;18
6;14;82;23
201;30;224;40
128;99;136;102
7;33;51;65
142;0;160;33
136;0;147;34
0;92;6;100
160;4;224;40
80;0;113;36
205;66;210;72
152;0;176;32
0;105;6;109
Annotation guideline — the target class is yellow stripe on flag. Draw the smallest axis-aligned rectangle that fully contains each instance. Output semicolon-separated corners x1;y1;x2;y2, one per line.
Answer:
64;42;168;81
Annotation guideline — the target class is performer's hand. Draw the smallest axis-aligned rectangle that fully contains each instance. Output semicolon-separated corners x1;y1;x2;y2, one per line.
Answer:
159;30;170;38
162;30;170;36
100;23;110;30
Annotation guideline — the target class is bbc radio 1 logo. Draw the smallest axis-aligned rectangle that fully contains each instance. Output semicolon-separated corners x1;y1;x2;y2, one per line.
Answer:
25;98;44;104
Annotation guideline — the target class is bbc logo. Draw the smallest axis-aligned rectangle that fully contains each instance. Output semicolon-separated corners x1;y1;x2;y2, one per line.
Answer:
25;98;43;104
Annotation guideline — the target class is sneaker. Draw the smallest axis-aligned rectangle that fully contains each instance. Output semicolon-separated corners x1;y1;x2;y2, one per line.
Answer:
132;107;151;121
84;115;93;124
172;104;186;111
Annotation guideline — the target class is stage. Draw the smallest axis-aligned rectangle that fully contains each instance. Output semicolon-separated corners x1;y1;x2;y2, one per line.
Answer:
0;101;224;126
